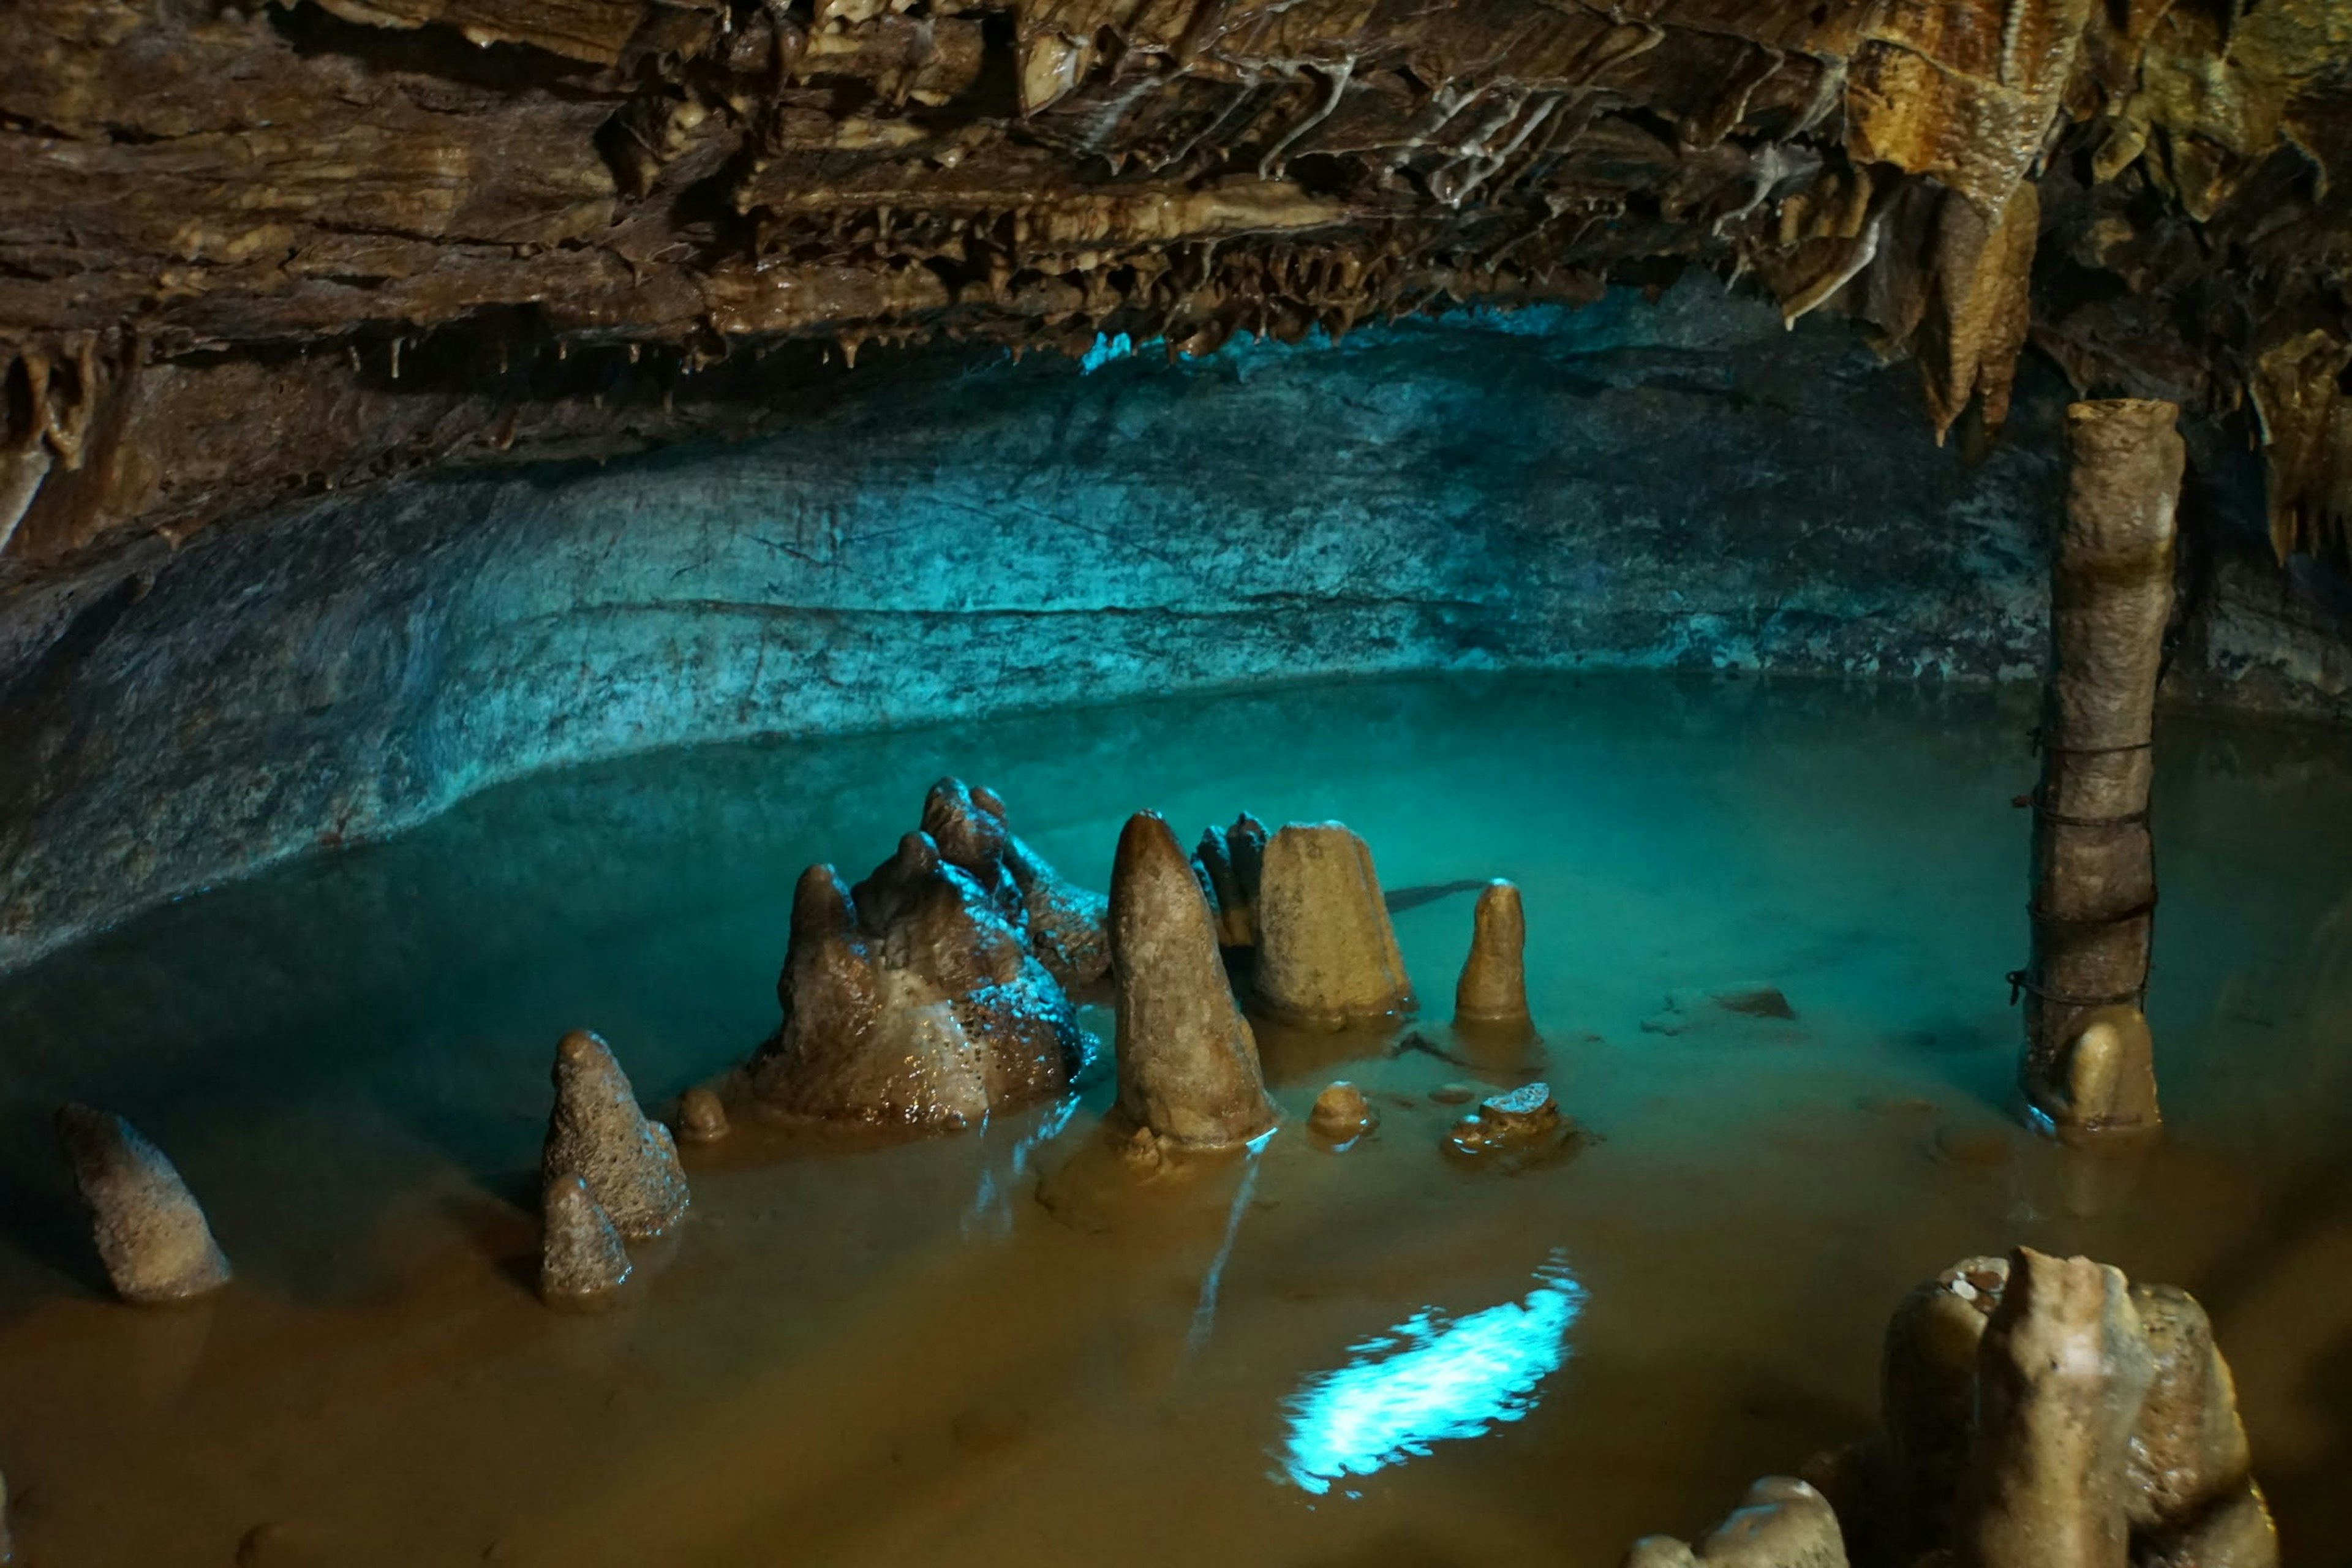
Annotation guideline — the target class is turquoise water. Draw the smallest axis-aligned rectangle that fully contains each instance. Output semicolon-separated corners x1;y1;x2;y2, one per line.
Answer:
0;671;2347;1564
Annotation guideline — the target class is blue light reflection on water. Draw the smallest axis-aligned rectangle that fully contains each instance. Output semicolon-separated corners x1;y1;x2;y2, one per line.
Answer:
1276;1251;1586;1496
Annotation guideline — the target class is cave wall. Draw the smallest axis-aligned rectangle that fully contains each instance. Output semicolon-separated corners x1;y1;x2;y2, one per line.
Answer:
0;281;2335;974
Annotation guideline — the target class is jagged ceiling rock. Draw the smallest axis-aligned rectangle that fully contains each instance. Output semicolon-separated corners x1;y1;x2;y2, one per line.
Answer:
1;0;2348;575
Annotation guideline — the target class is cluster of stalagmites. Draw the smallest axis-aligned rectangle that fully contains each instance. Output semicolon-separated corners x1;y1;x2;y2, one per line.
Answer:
748;778;1102;1128
1624;1248;2275;1568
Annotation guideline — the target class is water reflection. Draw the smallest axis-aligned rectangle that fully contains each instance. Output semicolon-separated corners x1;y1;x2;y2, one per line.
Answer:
1277;1251;1585;1496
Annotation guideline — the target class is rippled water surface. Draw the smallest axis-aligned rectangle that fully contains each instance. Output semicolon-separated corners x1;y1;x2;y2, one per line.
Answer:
2;671;2349;1566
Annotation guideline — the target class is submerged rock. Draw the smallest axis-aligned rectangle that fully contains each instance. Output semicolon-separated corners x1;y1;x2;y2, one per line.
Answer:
1641;984;1799;1037
56;1104;233;1305
1252;821;1415;1027
540;1172;634;1307
541;1030;691;1240
752;836;1084;1126
674;1088;731;1145
1454;879;1532;1027
1193;812;1269;948
1308;1081;1378;1142
922;777;1110;988
1110;810;1278;1149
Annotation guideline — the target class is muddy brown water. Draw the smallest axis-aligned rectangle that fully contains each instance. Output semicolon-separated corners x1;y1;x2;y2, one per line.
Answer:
1;672;2348;1566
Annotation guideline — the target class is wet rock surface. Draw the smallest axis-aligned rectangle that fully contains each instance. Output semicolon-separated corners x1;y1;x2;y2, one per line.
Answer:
921;778;1109;989
751;832;1086;1128
1193;813;1269;950
55;1104;232;1305
1252;821;1415;1028
1444;1082;1564;1158
541;1030;691;1240
1307;1082;1377;1144
1109;811;1278;1150
539;1172;634;1308
1454;879;1532;1028
674;1088;731;1147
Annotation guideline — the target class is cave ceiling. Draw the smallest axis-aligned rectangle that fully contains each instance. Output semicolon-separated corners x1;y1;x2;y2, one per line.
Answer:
1;0;2348;576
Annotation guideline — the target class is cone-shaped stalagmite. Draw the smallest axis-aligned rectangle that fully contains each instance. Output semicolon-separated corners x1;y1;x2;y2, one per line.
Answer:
540;1172;633;1306
56;1104;232;1304
1252;821;1413;1027
2020;401;2182;1132
1194;813;1269;948
1455;878;1531;1026
542;1030;690;1240
1110;811;1278;1148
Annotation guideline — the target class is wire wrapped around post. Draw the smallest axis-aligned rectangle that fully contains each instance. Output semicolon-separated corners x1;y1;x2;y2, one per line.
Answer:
2016;399;2181;1133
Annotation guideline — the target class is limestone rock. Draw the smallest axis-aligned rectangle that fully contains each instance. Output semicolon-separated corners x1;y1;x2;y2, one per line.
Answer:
1193;813;1269;948
541;1030;691;1240
750;835;1085;1126
1697;1477;1849;1568
1252;821;1414;1027
922;777;1110;989
675;1088;731;1145
1446;1082;1561;1155
1308;1082;1378;1142
1624;1539;1703;1568
1880;1257;2008;1556
1455;879;1532;1026
56;1104;233;1305
539;1173;633;1307
1110;810;1278;1149
1963;1247;2154;1568
2126;1284;2256;1535
2133;1481;2278;1568
2054;1007;2161;1133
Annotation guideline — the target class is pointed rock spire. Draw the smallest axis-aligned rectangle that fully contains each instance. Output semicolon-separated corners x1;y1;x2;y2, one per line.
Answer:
1110;810;1277;1149
540;1172;633;1306
1194;812;1269;948
1252;821;1414;1027
541;1030;690;1240
1455;878;1531;1026
56;1104;232;1304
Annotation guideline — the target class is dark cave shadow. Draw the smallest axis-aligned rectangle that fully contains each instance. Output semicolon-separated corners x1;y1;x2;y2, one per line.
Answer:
0;1097;108;1299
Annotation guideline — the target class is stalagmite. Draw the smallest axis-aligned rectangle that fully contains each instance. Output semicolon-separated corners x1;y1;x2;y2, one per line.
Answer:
541;1030;692;1240
1308;1081;1376;1142
675;1088;731;1145
540;1172;634;1306
1109;810;1278;1149
55;1104;233;1304
750;833;1084;1125
1251;821;1414;1027
1194;813;1269;948
921;778;1110;988
1962;1248;2154;1568
2126;1284;2277;1566
1620;1477;1848;1568
1454;878;1531;1026
2018;400;2182;1133
1879;1257;2009;1558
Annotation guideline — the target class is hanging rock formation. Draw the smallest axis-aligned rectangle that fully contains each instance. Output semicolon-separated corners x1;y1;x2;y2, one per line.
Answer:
2018;401;2182;1133
540;1172;634;1307
921;778;1110;989
752;832;1085;1127
541;1030;691;1240
1109;810;1278;1150
1194;813;1270;949
1455;878;1532;1028
1252;821;1415;1027
55;1103;233;1305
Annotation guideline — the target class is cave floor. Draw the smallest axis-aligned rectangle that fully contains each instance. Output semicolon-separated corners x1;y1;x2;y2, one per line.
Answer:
1;670;2348;1566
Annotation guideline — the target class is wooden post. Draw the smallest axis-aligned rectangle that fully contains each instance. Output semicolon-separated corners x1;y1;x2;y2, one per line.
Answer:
2018;399;2181;1132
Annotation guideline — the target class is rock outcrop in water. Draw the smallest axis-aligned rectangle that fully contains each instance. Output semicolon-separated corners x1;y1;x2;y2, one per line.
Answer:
541;1030;691;1240
1251;822;1414;1028
1110;810;1278;1150
674;1088;730;1147
540;1172;635;1308
752;833;1085;1128
1455;879;1532;1029
921;778;1110;990
1194;814;1270;950
55;1104;233;1305
1308;1082;1377;1144
1741;1248;2280;1568
1624;1476;1849;1568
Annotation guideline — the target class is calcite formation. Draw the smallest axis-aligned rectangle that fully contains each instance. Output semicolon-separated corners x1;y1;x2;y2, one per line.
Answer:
2018;401;2181;1132
1307;1080;1377;1143
1625;1476;1849;1568
55;1103;233;1305
1454;878;1532;1028
1443;1081;1562;1157
1251;821;1414;1027
919;778;1109;989
1194;813;1270;949
751;832;1086;1126
1108;810;1278;1149
540;1171;635;1306
541;1029;692;1239
674;1087;732;1145
3;0;2345;591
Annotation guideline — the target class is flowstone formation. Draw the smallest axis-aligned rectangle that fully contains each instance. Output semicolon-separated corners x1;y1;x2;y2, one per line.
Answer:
55;1104;232;1305
4;0;2348;577
539;1172;635;1307
1702;1248;2280;1568
1109;810;1278;1150
1252;821;1415;1028
541;1029;692;1239
920;778;1109;989
752;829;1087;1127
